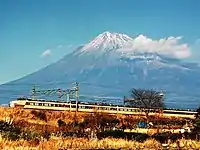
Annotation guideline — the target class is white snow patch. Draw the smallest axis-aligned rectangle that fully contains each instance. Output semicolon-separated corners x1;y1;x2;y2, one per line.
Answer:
79;31;191;59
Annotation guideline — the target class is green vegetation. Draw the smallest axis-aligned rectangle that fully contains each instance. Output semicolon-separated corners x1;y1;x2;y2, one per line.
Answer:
194;106;200;132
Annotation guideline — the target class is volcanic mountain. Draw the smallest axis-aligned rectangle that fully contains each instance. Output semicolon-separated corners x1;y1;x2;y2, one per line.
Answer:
1;31;200;109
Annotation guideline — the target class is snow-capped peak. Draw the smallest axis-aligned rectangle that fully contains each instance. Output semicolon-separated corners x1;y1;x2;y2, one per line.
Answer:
80;31;133;52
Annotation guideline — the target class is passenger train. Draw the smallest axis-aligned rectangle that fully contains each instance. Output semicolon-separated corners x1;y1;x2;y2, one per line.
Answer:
9;98;197;119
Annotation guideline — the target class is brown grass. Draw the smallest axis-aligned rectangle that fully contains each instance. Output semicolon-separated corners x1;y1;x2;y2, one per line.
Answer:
0;137;200;150
0;107;186;125
0;107;198;149
0;107;190;134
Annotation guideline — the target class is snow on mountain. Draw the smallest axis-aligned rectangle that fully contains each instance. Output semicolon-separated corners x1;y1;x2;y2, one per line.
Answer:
74;31;189;70
0;31;199;109
80;31;133;52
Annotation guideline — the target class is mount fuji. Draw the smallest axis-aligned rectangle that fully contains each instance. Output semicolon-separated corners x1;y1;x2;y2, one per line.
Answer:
1;31;200;109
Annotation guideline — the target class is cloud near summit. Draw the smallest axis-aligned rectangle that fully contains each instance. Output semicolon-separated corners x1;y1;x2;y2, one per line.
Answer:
40;49;51;58
119;35;191;59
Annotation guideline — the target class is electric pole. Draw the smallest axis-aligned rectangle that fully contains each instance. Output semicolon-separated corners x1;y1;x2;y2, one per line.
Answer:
32;85;36;100
58;89;61;102
75;82;79;113
73;82;79;126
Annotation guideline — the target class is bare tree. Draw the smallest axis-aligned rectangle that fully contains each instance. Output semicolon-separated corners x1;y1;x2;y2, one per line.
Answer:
130;88;165;108
126;88;165;122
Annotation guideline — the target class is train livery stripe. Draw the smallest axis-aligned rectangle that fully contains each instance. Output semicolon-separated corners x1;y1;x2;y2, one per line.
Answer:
9;99;197;119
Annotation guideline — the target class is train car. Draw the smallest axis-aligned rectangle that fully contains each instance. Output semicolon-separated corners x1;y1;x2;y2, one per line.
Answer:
162;109;197;119
9;98;197;119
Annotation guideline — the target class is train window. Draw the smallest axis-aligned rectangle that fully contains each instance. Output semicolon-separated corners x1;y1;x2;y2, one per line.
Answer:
110;108;117;111
138;109;142;112
26;102;30;105
44;103;49;107
64;105;70;108
136;109;139;112
85;106;92;109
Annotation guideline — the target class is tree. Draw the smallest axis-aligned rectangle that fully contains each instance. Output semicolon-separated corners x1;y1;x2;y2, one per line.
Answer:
128;88;165;122
195;106;200;119
194;106;200;132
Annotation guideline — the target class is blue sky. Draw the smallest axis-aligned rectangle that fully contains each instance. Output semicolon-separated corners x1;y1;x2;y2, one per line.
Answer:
0;0;200;84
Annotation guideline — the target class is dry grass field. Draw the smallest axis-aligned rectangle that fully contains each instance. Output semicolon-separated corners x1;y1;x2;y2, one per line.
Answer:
0;107;199;150
0;137;200;150
0;107;92;125
0;107;187;126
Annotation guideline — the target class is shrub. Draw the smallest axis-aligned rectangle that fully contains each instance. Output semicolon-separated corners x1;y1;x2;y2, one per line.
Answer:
31;110;47;122
41;131;51;140
57;119;66;127
20;130;40;141
194;118;200;131
132;133;149;142
97;130;149;142
97;130;125;139
152;132;170;143
2;131;21;141
0;120;21;141
169;133;181;143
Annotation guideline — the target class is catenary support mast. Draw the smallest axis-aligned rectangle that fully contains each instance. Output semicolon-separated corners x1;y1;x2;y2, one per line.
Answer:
75;82;79;113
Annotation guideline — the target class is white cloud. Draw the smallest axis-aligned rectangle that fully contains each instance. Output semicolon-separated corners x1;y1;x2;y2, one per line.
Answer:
118;35;191;59
40;49;51;58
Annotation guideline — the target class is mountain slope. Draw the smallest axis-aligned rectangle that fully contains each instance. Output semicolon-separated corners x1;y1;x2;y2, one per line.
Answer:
1;31;200;109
